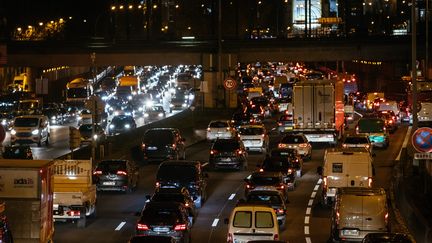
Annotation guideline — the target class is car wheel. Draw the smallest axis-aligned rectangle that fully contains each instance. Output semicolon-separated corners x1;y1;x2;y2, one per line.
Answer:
45;136;49;146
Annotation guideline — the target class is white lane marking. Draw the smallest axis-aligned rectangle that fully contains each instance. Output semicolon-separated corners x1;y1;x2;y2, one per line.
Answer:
228;193;236;200
304;216;310;224
354;111;363;117
304;226;310;235
306;207;311;215
308;199;313;206
313;185;319;191
306;237;312;243
311;191;317;198
115;222;126;231
211;218;219;227
396;126;412;161
317;178;322;184
202;162;209;167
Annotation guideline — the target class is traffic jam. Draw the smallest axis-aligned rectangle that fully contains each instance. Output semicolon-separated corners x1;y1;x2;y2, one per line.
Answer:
0;62;418;243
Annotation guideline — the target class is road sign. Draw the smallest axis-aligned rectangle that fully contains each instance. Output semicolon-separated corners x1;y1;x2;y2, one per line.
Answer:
223;77;237;91
69;126;81;150
414;153;432;160
0;125;5;144
411;127;432;153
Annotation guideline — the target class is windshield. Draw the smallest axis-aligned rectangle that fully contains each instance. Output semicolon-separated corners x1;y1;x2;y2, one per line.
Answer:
67;88;88;98
18;101;39;111
112;116;134;124
144;130;174;144
344;137;369;144
141;207;181;221
157;165;198;182
358;119;385;133
209;121;229;128
14;118;39;127
96;160;126;172
238;127;264;135
262;158;292;171
280;135;305;143
152;194;185;203
213;140;240;151
251;175;281;185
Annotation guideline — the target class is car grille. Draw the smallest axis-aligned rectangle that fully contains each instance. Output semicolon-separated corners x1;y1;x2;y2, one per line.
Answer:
16;132;32;137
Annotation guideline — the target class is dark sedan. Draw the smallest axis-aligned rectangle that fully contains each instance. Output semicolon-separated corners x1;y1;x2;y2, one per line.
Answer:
108;115;136;135
93;160;139;192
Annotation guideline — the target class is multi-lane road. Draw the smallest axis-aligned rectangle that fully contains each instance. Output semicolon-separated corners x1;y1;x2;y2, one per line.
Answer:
39;111;410;243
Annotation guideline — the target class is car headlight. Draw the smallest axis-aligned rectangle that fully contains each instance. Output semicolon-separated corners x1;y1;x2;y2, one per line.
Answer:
138;107;143;112
182;103;188;108
109;124;115;129
145;100;154;107
51;116;56;120
1;119;7;125
10;129;16;135
93;134;98;140
128;95;133;100
144;113;149;117
158;113;164;117
32;129;39;135
125;124;131;129
170;104;174;108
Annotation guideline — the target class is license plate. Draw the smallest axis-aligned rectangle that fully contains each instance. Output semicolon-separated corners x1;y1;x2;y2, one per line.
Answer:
342;229;359;236
147;146;157;150
153;227;169;232
53;204;59;210
285;127;293;130
220;158;231;162
103;181;115;185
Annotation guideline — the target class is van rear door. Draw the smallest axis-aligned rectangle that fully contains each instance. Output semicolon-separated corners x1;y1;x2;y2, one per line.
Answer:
325;154;347;188
345;160;371;187
361;195;387;231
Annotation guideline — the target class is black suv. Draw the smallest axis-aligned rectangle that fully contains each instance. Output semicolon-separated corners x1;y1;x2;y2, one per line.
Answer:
259;156;297;190
136;202;191;243
2;145;33;159
209;138;247;170
93;159;139;192
156;161;207;208
142;128;186;161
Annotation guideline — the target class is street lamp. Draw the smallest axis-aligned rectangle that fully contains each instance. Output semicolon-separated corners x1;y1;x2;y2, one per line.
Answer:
411;0;418;130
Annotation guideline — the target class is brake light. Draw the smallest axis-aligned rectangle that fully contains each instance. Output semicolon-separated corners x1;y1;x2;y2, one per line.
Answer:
117;170;127;176
278;184;285;189
323;176;327;188
185;203;189;207
67;210;81;216
365;144;370;149
237;149;243;155
137;223;149;231
261;134;265;138
278;122;282;126
171;143;177;149
299;143;308;148
259;168;264;172
227;233;233;243
288;169;293;174
141;143;146;149
278;143;287;148
276;209;285;214
274;233;279;240
368;177;373;187
342;144;347;148
93;170;102;175
174;224;187;231
207;127;211;132
384;212;389;224
155;181;160;188
210;149;217;155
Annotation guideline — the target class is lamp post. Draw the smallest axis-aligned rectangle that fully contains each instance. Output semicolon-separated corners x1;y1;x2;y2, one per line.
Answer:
411;0;418;130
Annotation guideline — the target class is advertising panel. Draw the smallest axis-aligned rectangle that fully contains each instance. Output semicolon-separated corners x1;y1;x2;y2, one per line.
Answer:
0;170;38;198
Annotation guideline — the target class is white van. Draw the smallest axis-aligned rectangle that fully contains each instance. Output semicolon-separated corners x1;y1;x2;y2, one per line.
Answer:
330;187;389;242
11;115;50;147
378;101;400;121
225;204;280;243
319;148;374;206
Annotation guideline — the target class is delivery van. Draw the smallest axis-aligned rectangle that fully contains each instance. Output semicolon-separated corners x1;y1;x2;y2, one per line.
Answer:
330;187;389;242
319;148;374;206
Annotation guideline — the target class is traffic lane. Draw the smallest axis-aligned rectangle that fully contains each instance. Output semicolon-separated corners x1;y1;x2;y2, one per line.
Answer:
309;127;408;242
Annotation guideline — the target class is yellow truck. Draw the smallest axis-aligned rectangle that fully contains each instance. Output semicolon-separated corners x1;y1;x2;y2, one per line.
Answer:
8;73;30;92
366;92;384;110
52;159;97;228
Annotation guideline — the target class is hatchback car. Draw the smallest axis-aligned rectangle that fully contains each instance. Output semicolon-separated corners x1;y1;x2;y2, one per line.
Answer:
93;159;139;192
136;202;191;243
146;187;196;224
277;133;312;160
108;115;136;135
144;105;166;120
209;138;248;170
244;171;288;201
259;156;297;189
237;124;269;153
156;161;208;208
277;114;294;133
141;128;186;161
342;134;373;154
206;120;236;141
245;187;288;229
2;144;33;159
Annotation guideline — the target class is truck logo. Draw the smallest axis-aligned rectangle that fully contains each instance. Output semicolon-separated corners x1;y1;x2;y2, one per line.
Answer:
14;178;34;188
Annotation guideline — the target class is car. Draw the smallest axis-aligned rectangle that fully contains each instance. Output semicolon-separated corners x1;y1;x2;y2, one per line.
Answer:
146;187;196;223
244;187;288;229
108;115;137;135
249;96;273;117
144;105;166;120
245;105;265;122
78;124;106;146
277;114;294;133
141;128;186;161
342;134;373;154
379;111;397;133
361;232;413;243
42;108;63;125
275;98;291;113
136;202;192;243
237;124;269;153
206;120;236;141
225;204;280;242
128;235;176;243
209;138;248;171
259;156;297;190
244;171;288;201
10;115;50;147
277;133;312;160
93;159;139;192
270;148;303;177
231;112;255;128
156;161;208;208
2;144;33;159
77;109;92;126
0;113;14;131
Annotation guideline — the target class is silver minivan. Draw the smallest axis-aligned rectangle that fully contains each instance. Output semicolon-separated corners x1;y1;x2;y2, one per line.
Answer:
11;115;50;147
330;187;389;242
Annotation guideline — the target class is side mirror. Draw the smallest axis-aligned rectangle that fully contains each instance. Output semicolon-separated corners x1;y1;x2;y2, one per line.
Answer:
317;166;323;176
224;218;229;224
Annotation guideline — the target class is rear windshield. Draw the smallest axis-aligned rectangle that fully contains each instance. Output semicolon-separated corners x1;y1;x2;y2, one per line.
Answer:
238;127;264;135
96;160;126;172
144;130;174;144
344;137;369;144
358;119;385;133
213;140;240;151
142;207;181;221
255;211;274;228
247;193;282;204
262;158;292;171
280;135;305;143
14;118;39;127
251;175;281;185
209;121;228;128
152;194;185;203
233;211;252;228
157;165;198;182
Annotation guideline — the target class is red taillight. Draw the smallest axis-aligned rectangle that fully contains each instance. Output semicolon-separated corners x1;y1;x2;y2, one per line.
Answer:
171;143;177;149
368;177;373;187
278;122;282;126
207;127;211;132
323;176;328;188
237;149;243;155
274;233;279;240
342;144;347;148
117;170;127;176
259;168;264;172
155;181;160;187
299;143;308;148
137;223;149;231
278;184;285;189
278;143;287;148
67;210;80;216
276;208;285;214
174;224;187;231
336;211;340;225
227;233;233;243
93;170;102;175
384;212;389;224
355;126;359;134
210;149;217;155
288;169;293;174
141;143;146;149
